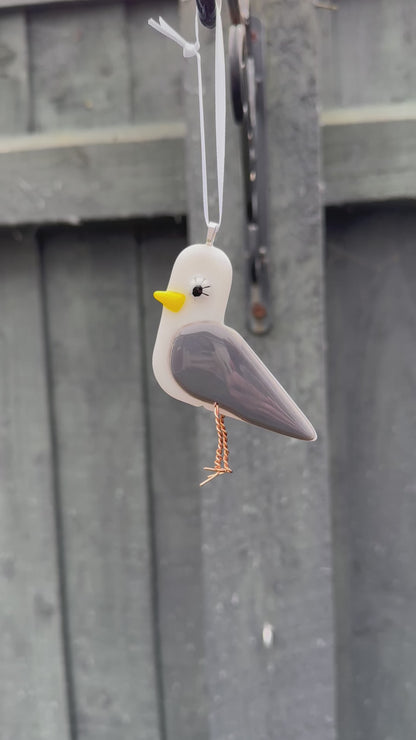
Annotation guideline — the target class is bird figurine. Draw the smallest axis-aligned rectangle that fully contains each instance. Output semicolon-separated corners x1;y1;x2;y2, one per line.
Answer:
153;243;317;485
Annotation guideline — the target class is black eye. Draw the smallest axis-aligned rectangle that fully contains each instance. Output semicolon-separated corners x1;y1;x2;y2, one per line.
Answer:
192;285;203;297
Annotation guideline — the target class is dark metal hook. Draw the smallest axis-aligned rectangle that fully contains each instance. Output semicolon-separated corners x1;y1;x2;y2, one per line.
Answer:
196;1;247;29
196;0;216;29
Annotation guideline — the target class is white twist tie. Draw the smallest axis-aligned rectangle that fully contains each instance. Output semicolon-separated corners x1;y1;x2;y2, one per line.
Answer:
148;1;225;245
148;17;200;58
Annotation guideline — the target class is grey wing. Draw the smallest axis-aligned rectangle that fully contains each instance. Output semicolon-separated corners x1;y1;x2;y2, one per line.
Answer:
171;322;316;441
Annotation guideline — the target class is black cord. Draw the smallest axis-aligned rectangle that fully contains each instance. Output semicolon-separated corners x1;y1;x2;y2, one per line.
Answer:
196;0;216;28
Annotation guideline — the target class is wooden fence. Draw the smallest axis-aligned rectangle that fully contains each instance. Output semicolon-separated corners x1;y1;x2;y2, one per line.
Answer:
0;1;415;739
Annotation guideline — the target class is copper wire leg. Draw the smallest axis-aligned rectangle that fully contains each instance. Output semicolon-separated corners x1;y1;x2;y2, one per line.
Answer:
200;403;232;486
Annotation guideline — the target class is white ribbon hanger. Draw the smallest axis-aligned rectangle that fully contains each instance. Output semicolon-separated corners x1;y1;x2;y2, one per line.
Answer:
149;1;226;246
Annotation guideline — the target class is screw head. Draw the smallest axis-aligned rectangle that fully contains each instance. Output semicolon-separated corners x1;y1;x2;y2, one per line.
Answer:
252;302;267;320
262;623;274;648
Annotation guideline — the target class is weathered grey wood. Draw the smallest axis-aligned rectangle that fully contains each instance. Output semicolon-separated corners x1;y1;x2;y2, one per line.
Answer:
28;3;130;131
127;0;182;124
317;0;416;109
0;125;186;225
0;11;29;133
326;205;416;740
0;0;116;7
140;219;210;740
180;1;335;738
0;230;70;739
2;108;415;224
42;227;160;740
322;105;416;205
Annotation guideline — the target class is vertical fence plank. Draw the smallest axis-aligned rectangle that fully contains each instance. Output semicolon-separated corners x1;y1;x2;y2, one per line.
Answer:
327;205;416;740
0;11;29;133
28;3;131;131
0;231;70;740
180;1;335;738
42;227;160;740
127;0;182;124
139;219;210;740
318;0;416;108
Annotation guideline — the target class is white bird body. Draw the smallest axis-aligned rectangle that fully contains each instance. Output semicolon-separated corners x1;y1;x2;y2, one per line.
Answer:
152;243;317;441
153;243;233;411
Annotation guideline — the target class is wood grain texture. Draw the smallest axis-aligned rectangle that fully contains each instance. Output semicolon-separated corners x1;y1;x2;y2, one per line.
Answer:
0;11;29;133
140;219;210;740
326;205;416;740
42;226;160;740
322;106;416;205
2;112;415;224
317;0;416;108
127;0;182;124
3;111;416;224
0;231;70;740
180;1;335;738
0;125;186;225
28;3;131;131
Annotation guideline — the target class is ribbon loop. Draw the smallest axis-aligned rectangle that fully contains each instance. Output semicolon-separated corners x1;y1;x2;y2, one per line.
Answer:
148;2;226;243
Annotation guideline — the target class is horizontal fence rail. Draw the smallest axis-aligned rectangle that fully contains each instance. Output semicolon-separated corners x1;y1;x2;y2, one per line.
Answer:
1;108;416;225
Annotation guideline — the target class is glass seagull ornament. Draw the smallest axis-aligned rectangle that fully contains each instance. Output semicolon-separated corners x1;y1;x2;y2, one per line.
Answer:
153;243;317;485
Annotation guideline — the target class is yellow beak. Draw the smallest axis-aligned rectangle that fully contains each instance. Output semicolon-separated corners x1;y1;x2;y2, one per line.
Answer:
153;290;186;313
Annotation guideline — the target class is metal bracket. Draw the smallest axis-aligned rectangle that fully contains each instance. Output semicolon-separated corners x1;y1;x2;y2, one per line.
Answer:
229;10;271;334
